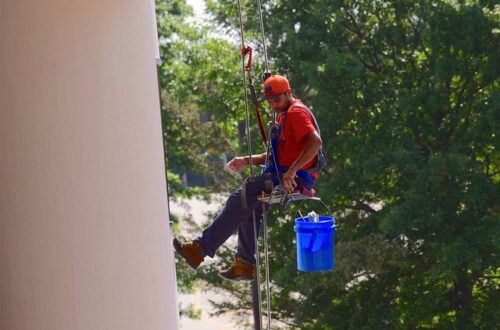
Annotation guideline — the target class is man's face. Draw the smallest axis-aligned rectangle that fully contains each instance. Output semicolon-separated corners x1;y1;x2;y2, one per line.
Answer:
267;92;290;113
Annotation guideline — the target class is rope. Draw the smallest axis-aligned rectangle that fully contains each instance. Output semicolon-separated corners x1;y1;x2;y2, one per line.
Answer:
242;46;268;144
252;211;263;329
255;0;269;73
236;2;263;329
236;0;254;178
236;1;275;328
259;77;278;330
264;113;284;189
261;203;272;330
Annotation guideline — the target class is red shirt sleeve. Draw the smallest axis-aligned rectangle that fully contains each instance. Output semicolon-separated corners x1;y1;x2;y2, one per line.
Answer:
286;106;316;142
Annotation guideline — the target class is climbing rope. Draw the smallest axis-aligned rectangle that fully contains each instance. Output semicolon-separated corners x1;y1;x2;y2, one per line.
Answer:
236;2;265;329
235;1;289;329
242;46;268;144
255;0;270;74
236;0;254;177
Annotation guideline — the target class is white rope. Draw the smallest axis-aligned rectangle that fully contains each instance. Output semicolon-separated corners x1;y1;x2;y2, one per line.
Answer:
261;203;272;329
236;1;275;328
255;0;269;73
251;211;263;329
236;0;254;177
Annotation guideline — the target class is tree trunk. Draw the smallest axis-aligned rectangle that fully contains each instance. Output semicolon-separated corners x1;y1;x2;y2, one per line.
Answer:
454;270;474;329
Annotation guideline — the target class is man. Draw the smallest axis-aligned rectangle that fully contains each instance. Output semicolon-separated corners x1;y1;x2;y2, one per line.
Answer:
173;75;323;281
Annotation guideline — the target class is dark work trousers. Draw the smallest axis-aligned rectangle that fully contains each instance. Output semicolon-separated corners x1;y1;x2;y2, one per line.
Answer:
195;174;273;265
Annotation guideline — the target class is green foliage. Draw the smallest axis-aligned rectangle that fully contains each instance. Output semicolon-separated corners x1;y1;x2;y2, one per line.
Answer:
156;0;255;194
179;303;203;319
159;0;499;328
199;0;500;329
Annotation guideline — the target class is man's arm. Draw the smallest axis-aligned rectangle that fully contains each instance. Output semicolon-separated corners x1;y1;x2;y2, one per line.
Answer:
282;131;322;191
226;152;267;172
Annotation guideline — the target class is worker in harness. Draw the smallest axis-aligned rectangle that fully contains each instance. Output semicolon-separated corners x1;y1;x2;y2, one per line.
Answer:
173;75;325;281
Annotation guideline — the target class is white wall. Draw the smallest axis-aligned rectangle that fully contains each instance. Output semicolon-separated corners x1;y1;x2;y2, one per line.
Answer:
0;0;178;329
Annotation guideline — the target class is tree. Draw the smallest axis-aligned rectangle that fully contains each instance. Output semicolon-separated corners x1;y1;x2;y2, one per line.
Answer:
156;2;278;323
156;0;260;196
201;1;499;328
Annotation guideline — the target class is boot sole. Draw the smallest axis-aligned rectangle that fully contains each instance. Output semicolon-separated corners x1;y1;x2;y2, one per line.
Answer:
173;238;202;270
218;272;255;282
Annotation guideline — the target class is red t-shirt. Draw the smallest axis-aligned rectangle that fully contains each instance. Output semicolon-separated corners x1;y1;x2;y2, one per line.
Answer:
276;99;317;170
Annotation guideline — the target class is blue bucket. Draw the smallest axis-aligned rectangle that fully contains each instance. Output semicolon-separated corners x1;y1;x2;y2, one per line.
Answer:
294;216;335;272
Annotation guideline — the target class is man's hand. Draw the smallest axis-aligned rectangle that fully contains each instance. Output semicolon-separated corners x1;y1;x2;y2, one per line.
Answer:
281;169;298;192
226;157;248;172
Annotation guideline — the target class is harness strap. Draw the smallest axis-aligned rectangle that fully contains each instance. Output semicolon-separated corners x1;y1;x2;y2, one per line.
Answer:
291;103;322;136
275;165;316;183
291;104;327;174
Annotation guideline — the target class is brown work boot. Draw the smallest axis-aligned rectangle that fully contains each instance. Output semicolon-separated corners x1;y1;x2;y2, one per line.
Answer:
173;237;205;270
218;256;255;281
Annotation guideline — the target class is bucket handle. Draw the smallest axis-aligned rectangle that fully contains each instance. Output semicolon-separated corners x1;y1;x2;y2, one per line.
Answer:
296;198;333;221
